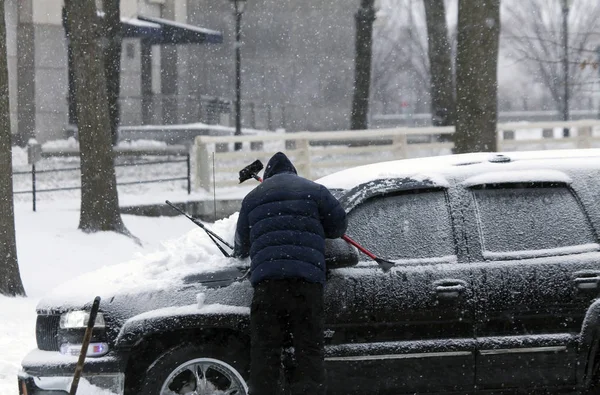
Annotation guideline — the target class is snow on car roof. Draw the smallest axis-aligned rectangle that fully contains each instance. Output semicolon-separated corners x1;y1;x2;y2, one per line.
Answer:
317;149;600;191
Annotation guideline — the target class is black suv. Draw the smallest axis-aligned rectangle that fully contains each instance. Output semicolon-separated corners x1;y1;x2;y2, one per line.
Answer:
19;149;600;394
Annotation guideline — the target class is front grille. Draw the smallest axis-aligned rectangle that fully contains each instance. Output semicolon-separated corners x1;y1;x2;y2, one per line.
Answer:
36;314;61;351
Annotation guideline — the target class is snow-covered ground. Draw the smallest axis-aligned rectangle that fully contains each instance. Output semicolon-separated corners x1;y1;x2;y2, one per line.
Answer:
0;199;241;395
0;296;37;395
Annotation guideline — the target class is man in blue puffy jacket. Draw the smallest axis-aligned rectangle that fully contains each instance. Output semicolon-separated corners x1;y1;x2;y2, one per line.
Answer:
234;152;347;395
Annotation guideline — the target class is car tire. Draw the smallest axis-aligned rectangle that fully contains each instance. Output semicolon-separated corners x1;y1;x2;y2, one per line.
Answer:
138;341;249;395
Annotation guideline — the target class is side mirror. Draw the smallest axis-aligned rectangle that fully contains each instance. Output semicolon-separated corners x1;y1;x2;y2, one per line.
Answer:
325;238;359;270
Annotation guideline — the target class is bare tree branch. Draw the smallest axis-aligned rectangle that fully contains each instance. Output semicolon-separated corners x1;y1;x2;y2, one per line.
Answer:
502;0;600;113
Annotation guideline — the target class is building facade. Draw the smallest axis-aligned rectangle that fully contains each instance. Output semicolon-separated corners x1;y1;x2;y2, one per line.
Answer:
6;0;357;143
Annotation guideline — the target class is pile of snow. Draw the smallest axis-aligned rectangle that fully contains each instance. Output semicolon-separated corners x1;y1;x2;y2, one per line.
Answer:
15;203;214;298
42;212;241;303
42;137;79;150
116;139;168;148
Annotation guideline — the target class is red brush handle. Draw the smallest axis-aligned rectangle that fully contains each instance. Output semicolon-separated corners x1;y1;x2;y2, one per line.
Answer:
342;234;376;260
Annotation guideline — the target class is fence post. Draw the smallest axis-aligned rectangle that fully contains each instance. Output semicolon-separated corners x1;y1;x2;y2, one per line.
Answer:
297;138;312;179
195;136;211;191
32;163;36;212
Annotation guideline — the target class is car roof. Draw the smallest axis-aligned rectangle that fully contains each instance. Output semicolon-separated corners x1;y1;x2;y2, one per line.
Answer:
317;148;600;191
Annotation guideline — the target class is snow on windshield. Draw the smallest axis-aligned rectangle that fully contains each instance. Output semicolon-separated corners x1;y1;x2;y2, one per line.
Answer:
41;213;243;305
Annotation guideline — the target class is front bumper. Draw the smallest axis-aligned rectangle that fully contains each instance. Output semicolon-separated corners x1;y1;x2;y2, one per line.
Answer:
18;349;125;395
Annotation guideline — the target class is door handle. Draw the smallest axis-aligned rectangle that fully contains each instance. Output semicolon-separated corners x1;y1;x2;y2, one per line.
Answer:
433;279;467;299
573;271;600;290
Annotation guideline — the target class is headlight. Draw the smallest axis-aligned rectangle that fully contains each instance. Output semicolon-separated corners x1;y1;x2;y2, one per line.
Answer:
60;342;109;357
60;310;106;329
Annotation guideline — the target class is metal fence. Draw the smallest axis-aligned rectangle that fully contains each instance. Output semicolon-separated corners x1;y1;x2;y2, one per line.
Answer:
13;155;191;212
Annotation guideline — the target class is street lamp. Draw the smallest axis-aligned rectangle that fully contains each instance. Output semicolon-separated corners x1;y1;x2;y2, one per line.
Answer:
230;0;247;151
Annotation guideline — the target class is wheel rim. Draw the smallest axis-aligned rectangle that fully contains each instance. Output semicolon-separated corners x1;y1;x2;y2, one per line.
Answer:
160;357;248;395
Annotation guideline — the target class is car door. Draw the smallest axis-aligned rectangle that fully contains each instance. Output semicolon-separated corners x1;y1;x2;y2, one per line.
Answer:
323;183;476;395
462;177;600;392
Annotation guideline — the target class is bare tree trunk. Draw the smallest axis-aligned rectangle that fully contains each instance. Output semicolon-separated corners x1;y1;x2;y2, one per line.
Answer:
423;0;455;126
454;0;500;153
351;0;376;130
0;0;26;296
64;0;128;234
102;0;121;146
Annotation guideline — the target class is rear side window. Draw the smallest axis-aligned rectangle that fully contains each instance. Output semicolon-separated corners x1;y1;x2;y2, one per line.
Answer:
346;190;455;262
472;185;598;257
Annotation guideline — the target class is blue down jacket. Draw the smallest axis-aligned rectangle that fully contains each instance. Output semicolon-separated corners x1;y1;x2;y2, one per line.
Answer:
234;152;348;286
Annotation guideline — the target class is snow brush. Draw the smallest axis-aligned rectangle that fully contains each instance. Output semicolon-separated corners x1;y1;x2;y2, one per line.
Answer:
238;160;395;272
165;200;232;258
238;159;264;183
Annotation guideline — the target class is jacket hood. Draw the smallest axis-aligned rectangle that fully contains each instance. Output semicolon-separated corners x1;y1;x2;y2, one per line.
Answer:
263;152;297;179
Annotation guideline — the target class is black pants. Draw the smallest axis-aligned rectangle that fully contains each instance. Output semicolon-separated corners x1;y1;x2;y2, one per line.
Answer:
249;279;325;395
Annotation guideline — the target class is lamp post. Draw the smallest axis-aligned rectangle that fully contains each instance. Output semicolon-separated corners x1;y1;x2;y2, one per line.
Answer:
231;0;246;151
562;0;572;137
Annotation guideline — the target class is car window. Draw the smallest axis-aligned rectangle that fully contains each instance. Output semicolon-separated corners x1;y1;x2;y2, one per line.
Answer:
472;185;598;257
346;190;455;262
